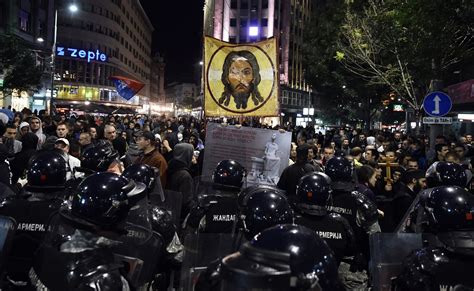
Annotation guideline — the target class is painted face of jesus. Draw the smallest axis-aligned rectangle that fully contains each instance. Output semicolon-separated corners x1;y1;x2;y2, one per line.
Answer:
227;57;254;96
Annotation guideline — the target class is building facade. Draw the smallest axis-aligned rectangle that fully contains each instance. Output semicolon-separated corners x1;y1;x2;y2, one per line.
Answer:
52;0;153;113
150;52;166;103
0;0;56;111
203;0;314;124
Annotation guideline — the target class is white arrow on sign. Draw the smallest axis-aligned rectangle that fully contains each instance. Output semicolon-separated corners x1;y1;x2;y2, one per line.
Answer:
432;95;441;114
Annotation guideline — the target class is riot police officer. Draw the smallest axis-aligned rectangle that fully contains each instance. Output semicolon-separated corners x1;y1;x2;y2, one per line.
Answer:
236;184;294;242
122;163;164;203
394;186;474;290
122;163;183;289
293;172;356;263
325;157;380;234
191;184;294;291
185;159;245;234
324;156;380;289
426;161;468;189
30;172;146;290
398;161;469;233
0;150;68;288
198;224;344;291
81;142;122;174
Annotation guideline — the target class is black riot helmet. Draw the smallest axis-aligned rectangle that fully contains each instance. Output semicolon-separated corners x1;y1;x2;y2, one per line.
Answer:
122;164;156;190
325;156;353;183
62;172;146;230
417;186;474;233
426;161;468;188
26;150;68;193
295;172;332;216
81;143;119;173
213;159;246;188
220;224;342;291
238;185;293;240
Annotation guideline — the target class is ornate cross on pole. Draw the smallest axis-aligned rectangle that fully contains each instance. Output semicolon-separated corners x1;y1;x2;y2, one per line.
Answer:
378;156;399;186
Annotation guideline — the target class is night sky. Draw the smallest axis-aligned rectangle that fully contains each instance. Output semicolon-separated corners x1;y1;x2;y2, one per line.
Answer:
140;0;205;84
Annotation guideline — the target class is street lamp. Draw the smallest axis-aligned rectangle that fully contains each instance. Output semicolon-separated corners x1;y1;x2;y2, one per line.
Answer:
49;3;78;115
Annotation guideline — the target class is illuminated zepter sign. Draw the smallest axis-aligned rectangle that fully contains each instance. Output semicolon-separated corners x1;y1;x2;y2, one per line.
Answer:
56;46;108;63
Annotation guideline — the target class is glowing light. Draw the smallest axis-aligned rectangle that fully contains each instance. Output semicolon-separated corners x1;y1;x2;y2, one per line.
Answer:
69;4;79;12
249;26;259;36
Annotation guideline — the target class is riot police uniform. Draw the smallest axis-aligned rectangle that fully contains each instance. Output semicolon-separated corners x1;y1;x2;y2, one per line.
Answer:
197;224;344;291
191;184;294;291
293;172;356;264
30;172;146;291
81;143;121;174
398;161;468;233
185;160;245;234
426;161;468;189
236;184;294;242
394;186;474;290
0;150;69;287
122;163;183;289
324;156;380;289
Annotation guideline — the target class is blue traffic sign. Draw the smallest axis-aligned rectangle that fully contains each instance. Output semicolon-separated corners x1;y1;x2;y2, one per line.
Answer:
423;91;452;117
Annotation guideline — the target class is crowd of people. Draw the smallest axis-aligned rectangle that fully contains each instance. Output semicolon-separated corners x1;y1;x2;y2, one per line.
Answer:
0;108;472;290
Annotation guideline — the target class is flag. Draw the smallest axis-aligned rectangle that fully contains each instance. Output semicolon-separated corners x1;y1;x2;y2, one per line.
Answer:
110;76;144;101
204;36;279;117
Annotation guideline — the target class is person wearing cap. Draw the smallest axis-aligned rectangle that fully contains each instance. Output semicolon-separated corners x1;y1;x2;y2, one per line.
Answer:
135;131;168;187
55;138;83;180
18;121;30;140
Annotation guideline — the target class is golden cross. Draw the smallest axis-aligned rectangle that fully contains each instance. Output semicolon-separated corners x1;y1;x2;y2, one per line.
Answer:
378;156;399;186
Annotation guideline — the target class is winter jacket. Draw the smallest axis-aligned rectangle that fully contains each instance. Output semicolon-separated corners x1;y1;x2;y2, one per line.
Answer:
166;143;194;220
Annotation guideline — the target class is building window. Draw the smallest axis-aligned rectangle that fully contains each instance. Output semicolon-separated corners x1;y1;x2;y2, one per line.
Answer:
230;18;237;27
19;9;31;32
262;18;268;26
39;21;46;37
262;0;269;9
241;0;249;9
230;0;237;9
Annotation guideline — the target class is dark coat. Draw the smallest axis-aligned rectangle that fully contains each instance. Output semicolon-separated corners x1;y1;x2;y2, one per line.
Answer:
11;133;38;184
165;143;195;220
277;162;319;197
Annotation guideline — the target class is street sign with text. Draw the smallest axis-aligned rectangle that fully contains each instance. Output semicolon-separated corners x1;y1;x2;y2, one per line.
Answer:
422;117;452;124
422;91;452;117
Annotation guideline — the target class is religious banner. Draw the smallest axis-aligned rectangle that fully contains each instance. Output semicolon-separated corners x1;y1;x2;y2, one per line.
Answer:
202;123;291;186
110;76;145;101
204;36;279;117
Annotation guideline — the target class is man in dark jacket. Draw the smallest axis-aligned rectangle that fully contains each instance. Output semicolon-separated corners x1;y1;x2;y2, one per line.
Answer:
166;143;194;221
277;143;320;198
391;169;426;230
11;132;38;185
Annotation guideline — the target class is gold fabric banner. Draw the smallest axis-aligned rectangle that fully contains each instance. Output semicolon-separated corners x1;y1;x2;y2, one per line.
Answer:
204;36;279;117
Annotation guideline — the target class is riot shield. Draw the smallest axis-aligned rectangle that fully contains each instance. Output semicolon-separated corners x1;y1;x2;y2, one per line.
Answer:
369;233;423;290
111;196;164;288
179;233;235;291
148;167;165;205
113;222;163;289
395;188;431;233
